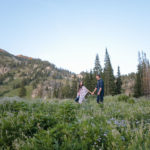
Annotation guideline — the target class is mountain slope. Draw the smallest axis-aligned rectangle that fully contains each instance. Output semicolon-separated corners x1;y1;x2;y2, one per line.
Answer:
0;48;75;98
121;73;136;96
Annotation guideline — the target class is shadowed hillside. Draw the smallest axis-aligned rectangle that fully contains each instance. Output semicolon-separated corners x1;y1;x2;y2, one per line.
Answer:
0;49;77;99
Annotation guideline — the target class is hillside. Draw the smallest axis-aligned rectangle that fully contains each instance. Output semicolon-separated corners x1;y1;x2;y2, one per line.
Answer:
121;73;136;96
0;48;75;99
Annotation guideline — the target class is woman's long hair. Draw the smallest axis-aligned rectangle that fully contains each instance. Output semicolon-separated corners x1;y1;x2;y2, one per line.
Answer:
78;81;83;92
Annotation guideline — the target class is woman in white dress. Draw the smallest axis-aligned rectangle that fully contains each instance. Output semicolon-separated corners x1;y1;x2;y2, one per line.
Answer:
75;81;92;104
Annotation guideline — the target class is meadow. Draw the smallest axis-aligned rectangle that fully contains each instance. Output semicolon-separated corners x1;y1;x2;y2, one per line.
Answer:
0;95;150;150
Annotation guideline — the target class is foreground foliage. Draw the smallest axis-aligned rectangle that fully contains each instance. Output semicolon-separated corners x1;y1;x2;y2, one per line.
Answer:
0;96;150;150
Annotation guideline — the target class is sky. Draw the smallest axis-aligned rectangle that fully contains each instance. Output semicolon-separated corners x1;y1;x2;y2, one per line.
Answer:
0;0;150;75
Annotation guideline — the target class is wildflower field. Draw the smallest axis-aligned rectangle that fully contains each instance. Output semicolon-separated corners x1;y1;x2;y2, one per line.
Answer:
0;95;150;150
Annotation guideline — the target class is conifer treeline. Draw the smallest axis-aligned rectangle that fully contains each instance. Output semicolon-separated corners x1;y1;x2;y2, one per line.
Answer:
52;78;78;99
53;50;150;98
84;49;122;96
134;52;150;97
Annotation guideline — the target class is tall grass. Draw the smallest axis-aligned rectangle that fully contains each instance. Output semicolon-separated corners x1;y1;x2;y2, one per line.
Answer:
0;96;150;150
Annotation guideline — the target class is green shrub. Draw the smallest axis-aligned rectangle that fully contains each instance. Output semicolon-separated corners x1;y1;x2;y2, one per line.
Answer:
128;98;135;104
56;102;77;123
118;95;130;102
117;95;136;104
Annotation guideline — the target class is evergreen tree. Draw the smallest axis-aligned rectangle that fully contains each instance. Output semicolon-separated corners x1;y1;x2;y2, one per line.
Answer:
0;76;3;85
53;88;59;98
89;70;97;91
19;79;27;97
141;52;150;96
134;66;142;97
94;54;102;75
84;70;96;92
70;77;78;98
48;89;52;99
116;66;122;94
58;82;63;99
61;81;71;98
134;52;143;97
103;49;116;95
84;72;91;89
134;52;150;97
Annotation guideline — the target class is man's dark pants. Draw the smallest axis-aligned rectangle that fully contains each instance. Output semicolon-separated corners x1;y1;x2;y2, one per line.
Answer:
97;94;104;103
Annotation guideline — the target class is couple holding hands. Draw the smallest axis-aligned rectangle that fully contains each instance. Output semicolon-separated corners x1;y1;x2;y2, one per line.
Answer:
75;74;104;104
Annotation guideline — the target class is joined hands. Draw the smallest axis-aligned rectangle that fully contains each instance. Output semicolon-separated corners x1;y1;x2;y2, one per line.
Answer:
91;92;94;95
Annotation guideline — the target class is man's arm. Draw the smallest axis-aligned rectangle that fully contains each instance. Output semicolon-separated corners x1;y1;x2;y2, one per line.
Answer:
97;88;102;95
98;80;103;95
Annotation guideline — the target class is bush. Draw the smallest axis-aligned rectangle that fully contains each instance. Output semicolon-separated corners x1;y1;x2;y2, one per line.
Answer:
117;95;130;102
56;102;77;123
117;95;136;104
128;98;135;104
19;80;27;97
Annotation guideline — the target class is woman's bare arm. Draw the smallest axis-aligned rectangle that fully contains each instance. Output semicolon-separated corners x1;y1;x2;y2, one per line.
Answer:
88;90;92;94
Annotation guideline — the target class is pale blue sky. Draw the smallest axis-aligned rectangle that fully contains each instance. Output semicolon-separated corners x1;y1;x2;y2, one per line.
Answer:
0;0;150;75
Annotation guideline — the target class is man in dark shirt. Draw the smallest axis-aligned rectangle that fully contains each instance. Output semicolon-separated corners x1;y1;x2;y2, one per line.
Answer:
92;74;104;103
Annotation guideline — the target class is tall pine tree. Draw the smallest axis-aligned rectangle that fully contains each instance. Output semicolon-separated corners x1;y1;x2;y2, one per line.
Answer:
103;49;116;95
84;70;96;91
134;52;143;97
134;51;150;97
116;66;122;94
141;52;150;96
93;54;102;75
19;79;27;97
70;76;78;98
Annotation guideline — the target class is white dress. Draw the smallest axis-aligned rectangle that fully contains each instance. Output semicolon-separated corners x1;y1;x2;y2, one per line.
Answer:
79;86;89;104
